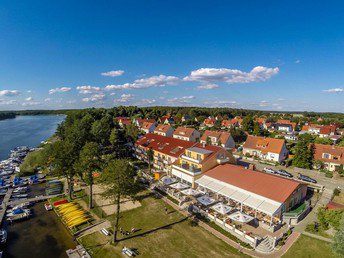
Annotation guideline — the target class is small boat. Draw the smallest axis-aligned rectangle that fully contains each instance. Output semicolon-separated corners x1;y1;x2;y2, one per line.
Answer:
7;212;30;222
44;203;52;211
0;229;7;244
6;208;31;218
11;193;28;198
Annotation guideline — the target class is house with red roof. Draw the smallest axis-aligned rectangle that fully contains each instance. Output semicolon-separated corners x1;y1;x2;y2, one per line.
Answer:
141;121;156;134
171;143;235;187
173;127;200;142
154;124;174;137
200;130;235;149
195;164;307;228
221;119;240;129
134;133;195;173
313;144;344;172
243;135;288;163
133;118;156;128
116;117;132;127
203;117;216;127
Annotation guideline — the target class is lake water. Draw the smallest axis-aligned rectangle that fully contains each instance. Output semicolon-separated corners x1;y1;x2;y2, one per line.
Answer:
0;115;65;160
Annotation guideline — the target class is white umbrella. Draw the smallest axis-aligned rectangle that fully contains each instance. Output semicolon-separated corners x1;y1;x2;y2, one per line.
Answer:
228;211;254;223
169;182;190;190
181;188;202;196
211;202;232;215
197;195;216;206
161;176;177;185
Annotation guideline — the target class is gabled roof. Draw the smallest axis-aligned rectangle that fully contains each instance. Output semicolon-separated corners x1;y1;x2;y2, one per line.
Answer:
136;118;156;126
203;164;302;203
243;135;285;154
200;130;232;144
135;133;195;158
141;122;155;130
204;118;216;125
313;144;344;165
187;143;225;164
174;127;197;137
154;124;173;133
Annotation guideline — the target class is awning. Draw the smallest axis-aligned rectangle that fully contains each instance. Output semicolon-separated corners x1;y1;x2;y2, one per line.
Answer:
197;195;216;206
169;182;190;190
195;176;212;187
228;211;254;223
218;187;237;198
256;201;281;216
211;202;232;215
243;196;264;209
205;181;224;193
229;191;250;203
181;188;202;196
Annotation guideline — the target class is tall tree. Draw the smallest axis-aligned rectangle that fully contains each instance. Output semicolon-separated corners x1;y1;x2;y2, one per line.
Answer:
100;159;140;243
75;142;101;209
332;215;344;257
242;116;254;132
292;134;314;169
146;148;154;173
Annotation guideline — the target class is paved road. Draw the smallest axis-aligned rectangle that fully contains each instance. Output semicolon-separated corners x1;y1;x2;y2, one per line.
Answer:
237;158;344;192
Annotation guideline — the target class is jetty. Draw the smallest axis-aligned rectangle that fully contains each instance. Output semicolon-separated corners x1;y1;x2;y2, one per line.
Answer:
0;188;14;224
8;194;61;207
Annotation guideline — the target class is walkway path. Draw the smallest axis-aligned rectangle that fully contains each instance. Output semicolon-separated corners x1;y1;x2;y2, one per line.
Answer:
302;231;333;243
76;220;111;238
0;188;13;225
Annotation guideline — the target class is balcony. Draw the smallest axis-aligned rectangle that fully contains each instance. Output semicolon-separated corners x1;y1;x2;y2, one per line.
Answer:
216;157;230;165
172;163;202;176
181;155;202;164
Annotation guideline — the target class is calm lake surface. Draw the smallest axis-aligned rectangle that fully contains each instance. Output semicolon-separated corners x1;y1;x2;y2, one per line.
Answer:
0;115;65;160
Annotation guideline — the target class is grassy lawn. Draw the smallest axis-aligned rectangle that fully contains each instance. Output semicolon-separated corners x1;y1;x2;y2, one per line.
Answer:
282;235;335;258
79;191;249;258
332;192;344;205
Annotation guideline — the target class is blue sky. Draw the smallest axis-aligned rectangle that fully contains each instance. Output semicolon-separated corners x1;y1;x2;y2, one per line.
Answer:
1;1;344;112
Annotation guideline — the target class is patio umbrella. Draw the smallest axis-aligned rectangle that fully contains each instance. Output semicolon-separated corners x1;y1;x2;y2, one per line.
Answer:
161;176;177;185
169;182;190;190
181;188;202;196
210;202;232;215
228;211;254;223
197;195;216;206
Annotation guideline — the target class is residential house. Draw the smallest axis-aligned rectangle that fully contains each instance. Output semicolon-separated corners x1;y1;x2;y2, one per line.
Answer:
313;144;344;172
116;117;132;127
154;124;174;137
171;143;235;187
196;164;307;227
134;118;156;128
160;114;180;125
134;133;195;173
200;130;235;149
203;117;216;127
301;124;338;137
141;122;156;134
221;119;240;129
181;114;192;122
269;123;294;133
173;127;200;142
243;135;288;163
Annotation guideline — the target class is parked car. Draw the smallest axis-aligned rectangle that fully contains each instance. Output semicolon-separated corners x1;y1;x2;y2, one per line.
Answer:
276;169;293;178
263;167;276;174
297;174;317;184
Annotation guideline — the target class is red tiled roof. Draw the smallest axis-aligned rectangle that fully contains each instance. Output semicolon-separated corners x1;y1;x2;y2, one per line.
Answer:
141;122;154;130
243;135;285;154
204;118;216;125
326;201;344;210
174;127;197;137
204;164;302;203
200;130;231;145
135;133;195;158
154;124;173;133
191;143;225;164
313;144;344;165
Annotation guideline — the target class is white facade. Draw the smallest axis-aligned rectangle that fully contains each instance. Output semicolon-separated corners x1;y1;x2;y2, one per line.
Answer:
243;144;288;163
173;130;200;142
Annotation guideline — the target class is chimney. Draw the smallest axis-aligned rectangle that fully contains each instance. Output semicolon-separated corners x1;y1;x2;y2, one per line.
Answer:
202;142;206;148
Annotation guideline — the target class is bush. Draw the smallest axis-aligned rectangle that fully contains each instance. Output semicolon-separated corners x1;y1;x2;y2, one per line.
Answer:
325;172;333;178
245;153;252;158
333;188;341;197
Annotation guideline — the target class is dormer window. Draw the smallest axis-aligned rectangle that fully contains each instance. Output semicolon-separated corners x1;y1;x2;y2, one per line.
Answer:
322;153;331;159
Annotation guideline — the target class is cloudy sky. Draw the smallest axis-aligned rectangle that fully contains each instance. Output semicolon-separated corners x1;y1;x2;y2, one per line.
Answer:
1;1;344;112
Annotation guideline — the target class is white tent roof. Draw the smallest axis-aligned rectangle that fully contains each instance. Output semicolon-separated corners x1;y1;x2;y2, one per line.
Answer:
256;201;281;216
169;182;190;190
218;187;237;198
228;211;254;223
229;191;250;203
195;177;212;187
181;188;202;196
197;195;216;206
211;202;232;215
243;196;264;209
161;176;177;185
205;181;224;193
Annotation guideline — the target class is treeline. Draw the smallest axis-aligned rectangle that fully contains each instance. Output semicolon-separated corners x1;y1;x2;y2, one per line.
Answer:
0;112;16;120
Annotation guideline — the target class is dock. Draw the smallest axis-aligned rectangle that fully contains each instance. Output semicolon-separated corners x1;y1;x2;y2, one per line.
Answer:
8;194;61;206
0;188;14;224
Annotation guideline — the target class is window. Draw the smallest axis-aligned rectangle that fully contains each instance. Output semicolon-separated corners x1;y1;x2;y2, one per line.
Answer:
322;153;331;159
187;151;191;157
197;154;202;160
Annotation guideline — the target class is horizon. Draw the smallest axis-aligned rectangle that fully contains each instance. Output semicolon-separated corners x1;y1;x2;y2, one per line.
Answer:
1;1;344;112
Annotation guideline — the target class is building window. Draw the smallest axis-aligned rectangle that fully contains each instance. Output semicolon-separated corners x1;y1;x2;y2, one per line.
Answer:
197;154;202;160
322;153;331;159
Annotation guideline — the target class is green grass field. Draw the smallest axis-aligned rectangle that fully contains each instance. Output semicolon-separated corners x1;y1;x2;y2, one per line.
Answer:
282;235;335;258
79;191;249;258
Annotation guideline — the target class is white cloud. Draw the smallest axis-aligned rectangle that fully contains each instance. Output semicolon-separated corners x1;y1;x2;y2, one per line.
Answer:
110;92;116;96
82;93;105;102
197;83;219;90
184;66;279;85
295;59;301;64
25;97;33;101
49;87;72;94
76;85;101;94
22;101;40;106
44;98;51;102
105;75;179;90
0;90;20;97
323;88;344;93
0;99;17;105
115;94;134;103
138;99;156;106
277;98;285;101
101;70;124;77
167;95;195;104
259;100;269;107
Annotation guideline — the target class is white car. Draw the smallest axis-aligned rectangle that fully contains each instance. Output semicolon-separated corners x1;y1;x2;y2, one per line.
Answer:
263;167;276;174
